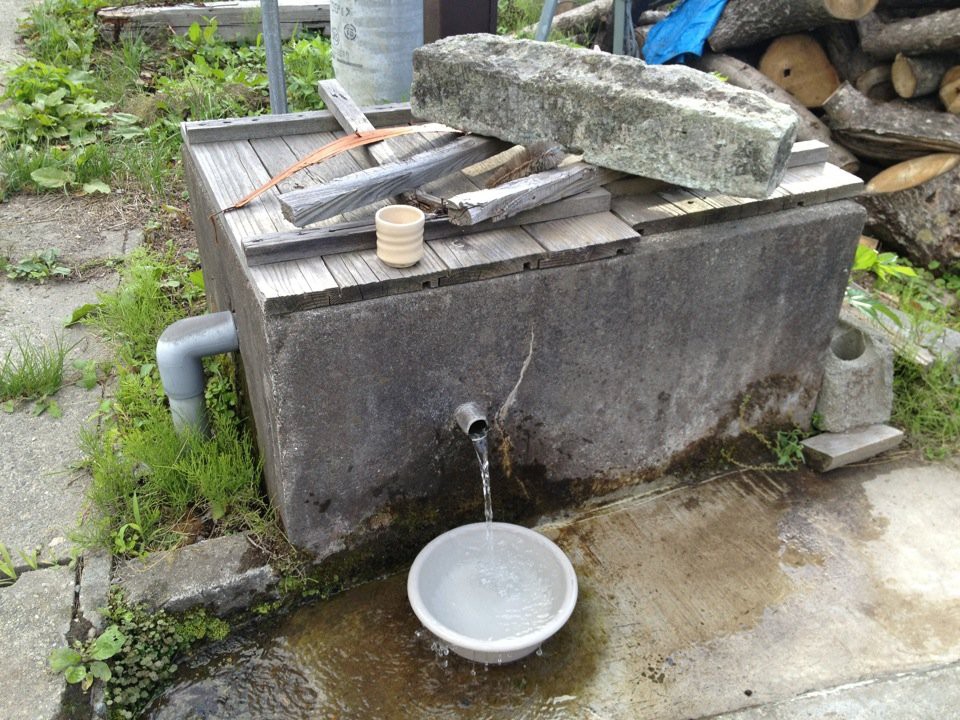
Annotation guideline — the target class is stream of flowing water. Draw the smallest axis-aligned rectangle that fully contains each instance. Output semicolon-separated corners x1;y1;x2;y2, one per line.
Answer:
471;429;494;531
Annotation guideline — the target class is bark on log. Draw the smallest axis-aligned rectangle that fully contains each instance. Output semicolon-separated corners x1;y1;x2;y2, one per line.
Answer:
759;33;841;107
942;66;960;111
520;0;611;37
856;64;897;99
857;9;960;58
823;81;960;160
693;52;859;171
709;0;878;52
892;52;959;97
858;153;960;266
878;0;960;10
820;22;882;83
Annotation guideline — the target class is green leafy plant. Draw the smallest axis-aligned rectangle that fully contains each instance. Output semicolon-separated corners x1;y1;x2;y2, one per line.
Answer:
852;245;918;281
0;544;17;586
49;624;126;691
845;283;902;326
4;248;72;281
725;395;807;471
98;591;228;718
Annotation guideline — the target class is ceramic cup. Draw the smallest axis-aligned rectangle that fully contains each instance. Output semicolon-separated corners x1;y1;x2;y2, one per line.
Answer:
375;204;425;268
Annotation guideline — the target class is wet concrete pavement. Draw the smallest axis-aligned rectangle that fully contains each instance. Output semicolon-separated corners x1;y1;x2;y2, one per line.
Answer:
147;455;960;719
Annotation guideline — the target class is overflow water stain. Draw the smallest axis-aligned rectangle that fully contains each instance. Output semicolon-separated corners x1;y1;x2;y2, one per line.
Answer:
145;573;604;719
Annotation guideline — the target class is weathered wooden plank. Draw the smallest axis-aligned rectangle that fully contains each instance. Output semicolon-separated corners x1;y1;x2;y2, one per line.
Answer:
785;140;830;167
429;228;545;285
180;104;414;146
98;0;329;42
525;212;640;269
192;141;287;240
243;188;611;266
280;136;511;226
323;253;385;300
777;162;864;204
445;163;620;226
656;188;716;215
354;245;452;294
249;135;326;194
610;193;693;233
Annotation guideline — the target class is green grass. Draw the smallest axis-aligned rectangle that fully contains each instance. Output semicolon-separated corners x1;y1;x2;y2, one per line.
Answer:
893;357;960;460
0;334;69;403
1;1;337;201
74;247;275;558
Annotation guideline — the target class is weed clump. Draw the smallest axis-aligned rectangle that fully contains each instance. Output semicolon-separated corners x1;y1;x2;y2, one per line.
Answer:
74;246;273;557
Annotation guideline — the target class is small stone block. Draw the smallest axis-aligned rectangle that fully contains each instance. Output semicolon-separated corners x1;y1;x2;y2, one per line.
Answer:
802;425;904;472
115;534;278;616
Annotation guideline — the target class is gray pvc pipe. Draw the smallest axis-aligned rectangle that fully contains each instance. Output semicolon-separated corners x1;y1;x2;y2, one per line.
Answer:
156;311;239;434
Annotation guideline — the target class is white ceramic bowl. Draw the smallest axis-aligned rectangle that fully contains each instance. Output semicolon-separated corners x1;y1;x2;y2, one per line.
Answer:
407;522;578;664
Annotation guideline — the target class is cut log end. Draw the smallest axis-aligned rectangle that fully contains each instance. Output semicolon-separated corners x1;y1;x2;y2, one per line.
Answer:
865;152;960;193
825;0;879;20
759;34;840;108
892;54;919;97
942;66;960;112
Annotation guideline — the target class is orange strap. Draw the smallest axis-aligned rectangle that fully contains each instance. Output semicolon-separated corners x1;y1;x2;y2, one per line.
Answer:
227;123;460;211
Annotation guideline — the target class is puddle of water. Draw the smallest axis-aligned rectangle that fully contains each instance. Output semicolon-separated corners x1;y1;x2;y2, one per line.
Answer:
145;573;601;720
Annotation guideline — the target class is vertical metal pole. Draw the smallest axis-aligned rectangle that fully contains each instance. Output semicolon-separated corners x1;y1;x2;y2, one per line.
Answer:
535;0;559;41
612;0;626;55
261;0;288;114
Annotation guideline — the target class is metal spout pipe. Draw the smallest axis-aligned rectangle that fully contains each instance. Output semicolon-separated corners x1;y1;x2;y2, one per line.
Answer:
454;401;488;438
156;311;239;434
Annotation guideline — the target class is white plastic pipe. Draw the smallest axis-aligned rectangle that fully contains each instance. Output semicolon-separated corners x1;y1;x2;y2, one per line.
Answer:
156;311;239;434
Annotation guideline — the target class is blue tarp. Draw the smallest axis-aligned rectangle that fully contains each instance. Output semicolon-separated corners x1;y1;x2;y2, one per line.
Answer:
643;0;730;65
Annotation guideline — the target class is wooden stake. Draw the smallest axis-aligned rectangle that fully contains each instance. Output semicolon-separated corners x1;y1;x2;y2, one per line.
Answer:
759;34;841;107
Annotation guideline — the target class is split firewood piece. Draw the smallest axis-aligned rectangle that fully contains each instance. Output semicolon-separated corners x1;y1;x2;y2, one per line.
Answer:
941;66;960;112
708;0;878;53
279;135;511;227
693;52;859;171
891;52;959;97
857;9;960;59
485;141;565;188
823;81;960;160
759;34;841;107
226;123;459;211
858;153;960;266
446;162;621;226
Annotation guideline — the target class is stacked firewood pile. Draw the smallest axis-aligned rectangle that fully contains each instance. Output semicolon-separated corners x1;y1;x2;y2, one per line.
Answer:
548;0;960;268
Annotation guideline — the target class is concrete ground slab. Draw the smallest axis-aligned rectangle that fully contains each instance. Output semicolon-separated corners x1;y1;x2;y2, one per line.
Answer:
0;565;76;720
0;275;118;567
716;662;960;719
144;456;960;719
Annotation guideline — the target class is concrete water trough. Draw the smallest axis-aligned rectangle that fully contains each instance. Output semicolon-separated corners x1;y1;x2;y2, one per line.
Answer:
180;104;865;563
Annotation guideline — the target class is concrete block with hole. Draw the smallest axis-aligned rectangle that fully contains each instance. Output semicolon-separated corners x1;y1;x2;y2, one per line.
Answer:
815;321;894;432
